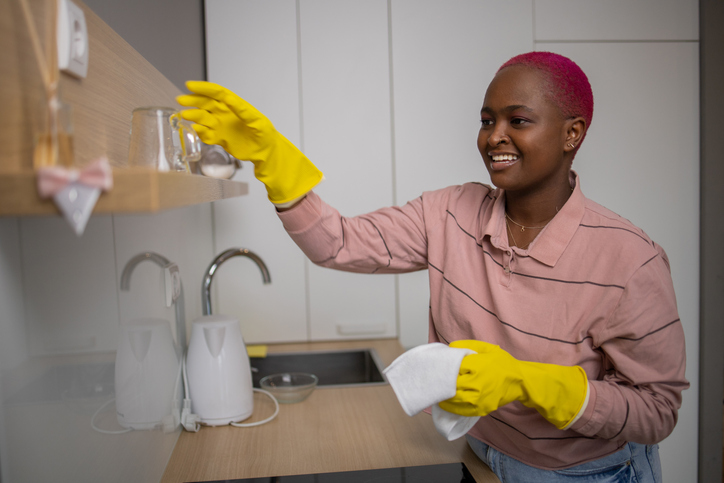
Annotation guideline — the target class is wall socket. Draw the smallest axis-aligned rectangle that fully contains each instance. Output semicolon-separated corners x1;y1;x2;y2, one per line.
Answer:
57;0;88;78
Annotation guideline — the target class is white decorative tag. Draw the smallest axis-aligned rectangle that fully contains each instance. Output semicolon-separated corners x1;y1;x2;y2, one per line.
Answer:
53;181;101;236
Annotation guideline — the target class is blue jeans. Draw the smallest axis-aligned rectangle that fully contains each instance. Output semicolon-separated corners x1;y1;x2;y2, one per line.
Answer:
466;436;662;482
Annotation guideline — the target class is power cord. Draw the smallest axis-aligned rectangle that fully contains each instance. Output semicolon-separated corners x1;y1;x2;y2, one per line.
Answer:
181;353;201;432
181;354;279;431
181;398;201;432
230;388;279;428
90;398;132;434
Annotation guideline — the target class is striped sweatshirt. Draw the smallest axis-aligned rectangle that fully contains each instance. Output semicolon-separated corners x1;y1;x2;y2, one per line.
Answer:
276;171;689;470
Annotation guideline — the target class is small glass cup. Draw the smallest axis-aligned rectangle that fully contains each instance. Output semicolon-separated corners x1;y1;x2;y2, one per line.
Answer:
127;107;201;172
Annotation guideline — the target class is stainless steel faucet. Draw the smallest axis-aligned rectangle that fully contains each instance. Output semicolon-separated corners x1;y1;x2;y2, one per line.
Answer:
202;248;271;316
120;252;187;352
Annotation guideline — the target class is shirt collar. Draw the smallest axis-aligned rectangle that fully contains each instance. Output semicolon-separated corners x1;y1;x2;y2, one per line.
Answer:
481;171;586;267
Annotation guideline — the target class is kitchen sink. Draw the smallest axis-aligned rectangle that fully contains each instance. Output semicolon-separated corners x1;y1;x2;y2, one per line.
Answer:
250;348;388;388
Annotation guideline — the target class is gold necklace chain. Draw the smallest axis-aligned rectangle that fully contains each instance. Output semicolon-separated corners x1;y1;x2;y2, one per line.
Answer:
505;212;550;232
506;218;531;250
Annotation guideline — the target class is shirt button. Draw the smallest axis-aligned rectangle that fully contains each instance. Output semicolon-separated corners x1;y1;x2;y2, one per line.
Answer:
503;267;511;274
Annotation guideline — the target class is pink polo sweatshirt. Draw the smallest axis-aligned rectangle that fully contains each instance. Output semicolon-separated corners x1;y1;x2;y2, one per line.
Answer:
276;172;689;470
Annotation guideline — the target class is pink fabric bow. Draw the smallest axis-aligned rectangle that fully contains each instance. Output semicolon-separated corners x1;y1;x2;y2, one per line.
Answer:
37;157;114;199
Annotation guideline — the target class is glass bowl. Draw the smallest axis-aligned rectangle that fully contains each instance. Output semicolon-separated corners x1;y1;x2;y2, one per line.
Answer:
259;373;318;404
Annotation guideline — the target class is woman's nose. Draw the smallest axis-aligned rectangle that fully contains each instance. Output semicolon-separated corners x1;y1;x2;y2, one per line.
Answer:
489;128;509;147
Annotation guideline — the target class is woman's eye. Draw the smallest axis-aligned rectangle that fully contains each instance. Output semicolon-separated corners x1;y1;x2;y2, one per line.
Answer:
480;119;493;127
511;118;528;126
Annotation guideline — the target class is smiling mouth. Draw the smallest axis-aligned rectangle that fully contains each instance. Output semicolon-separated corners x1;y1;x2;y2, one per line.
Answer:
488;153;519;170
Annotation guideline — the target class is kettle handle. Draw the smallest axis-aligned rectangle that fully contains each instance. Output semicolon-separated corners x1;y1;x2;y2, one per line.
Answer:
203;326;226;358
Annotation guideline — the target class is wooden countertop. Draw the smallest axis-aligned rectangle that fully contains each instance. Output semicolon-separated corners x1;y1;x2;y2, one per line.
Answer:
161;339;499;482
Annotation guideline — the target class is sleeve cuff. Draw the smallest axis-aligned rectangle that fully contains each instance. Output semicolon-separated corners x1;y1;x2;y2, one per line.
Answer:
563;382;590;430
275;191;327;234
273;194;307;209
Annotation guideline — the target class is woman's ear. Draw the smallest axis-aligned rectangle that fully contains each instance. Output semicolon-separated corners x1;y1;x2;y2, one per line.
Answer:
564;117;586;152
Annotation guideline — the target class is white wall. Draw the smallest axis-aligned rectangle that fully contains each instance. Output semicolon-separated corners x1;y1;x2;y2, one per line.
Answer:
205;0;699;480
82;0;205;90
0;204;214;482
0;218;27;478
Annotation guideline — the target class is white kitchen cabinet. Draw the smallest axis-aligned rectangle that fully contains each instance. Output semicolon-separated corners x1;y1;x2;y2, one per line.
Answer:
390;0;534;204
390;0;534;348
206;0;397;342
205;0;310;343
206;0;538;344
539;41;699;483
534;0;698;41
300;0;396;340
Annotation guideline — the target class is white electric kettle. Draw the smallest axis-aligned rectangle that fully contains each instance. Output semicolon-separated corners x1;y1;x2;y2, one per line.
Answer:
185;314;254;426
115;318;181;430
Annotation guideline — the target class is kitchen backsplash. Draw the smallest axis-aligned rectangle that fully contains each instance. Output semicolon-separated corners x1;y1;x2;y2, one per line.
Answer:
0;205;213;482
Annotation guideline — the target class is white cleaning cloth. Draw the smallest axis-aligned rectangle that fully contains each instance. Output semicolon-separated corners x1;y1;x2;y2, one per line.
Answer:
383;343;480;441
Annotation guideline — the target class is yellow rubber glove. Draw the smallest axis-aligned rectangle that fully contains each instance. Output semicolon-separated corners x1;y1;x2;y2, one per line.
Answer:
176;81;323;205
438;340;588;430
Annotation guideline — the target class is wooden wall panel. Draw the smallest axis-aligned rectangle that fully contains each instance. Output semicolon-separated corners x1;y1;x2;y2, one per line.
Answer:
1;0;181;174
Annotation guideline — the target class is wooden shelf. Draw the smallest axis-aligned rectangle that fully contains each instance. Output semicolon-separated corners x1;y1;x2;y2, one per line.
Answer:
1;1;249;217
0;168;248;216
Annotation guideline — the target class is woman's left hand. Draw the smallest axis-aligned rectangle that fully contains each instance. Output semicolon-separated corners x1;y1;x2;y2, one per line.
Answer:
438;340;588;430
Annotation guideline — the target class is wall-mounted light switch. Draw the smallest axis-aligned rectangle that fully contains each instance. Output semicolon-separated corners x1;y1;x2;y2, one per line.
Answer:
57;0;88;78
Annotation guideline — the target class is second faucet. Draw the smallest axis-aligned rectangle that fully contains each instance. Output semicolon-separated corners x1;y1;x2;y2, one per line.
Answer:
202;248;271;316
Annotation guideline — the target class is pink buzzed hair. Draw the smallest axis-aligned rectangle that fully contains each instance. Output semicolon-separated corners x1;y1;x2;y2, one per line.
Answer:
498;52;594;148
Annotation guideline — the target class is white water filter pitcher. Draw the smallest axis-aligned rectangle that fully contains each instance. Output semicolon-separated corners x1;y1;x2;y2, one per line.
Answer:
115;318;180;430
186;314;254;425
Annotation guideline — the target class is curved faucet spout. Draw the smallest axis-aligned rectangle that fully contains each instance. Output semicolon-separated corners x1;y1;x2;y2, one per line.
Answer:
120;252;171;290
202;248;271;316
120;251;186;352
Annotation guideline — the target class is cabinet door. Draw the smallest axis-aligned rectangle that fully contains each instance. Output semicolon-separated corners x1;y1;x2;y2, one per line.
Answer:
538;41;699;483
391;0;534;348
207;0;397;342
534;0;698;41
206;0;309;343
300;0;396;340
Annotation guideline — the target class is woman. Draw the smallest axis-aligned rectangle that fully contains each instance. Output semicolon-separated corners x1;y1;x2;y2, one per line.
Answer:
178;52;688;482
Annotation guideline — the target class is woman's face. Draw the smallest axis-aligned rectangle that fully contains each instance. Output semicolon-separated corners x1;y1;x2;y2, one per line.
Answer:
477;65;576;196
